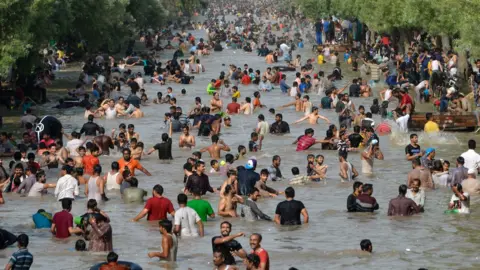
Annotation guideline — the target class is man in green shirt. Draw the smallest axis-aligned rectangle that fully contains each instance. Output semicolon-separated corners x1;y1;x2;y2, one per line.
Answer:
187;188;215;222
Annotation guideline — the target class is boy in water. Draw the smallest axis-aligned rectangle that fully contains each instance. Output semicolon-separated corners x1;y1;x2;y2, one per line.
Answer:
249;132;260;152
236;145;247;160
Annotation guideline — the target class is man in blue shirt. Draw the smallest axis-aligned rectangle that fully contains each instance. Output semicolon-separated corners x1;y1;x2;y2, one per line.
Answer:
32;209;52;229
6;234;33;270
279;75;290;94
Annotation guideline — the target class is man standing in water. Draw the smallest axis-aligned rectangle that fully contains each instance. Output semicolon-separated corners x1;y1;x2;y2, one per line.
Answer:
347;181;363;212
361;137;383;174
213;250;239;270
405;134;422;161
292;107;330;125
148;219;177;262
355;184;379;212
179;126;195;148
148;132;173;160
93;127;114;155
174;194;204;237
407;159;434;189
118;148;151;177
388;184;420;216
461;139;480;173
339;151;358;182
132;184;175;222
274;187;309;225
212;221;247;265
80;114;101;138
293;128;333;151
200;135;230;159
267;155;283;182
5;234;33;270
185;161;215;195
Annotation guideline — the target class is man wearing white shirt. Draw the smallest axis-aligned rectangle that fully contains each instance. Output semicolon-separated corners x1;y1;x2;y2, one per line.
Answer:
461;139;480;173
54;165;79;201
65;132;84;157
174;194;204;237
279;43;290;59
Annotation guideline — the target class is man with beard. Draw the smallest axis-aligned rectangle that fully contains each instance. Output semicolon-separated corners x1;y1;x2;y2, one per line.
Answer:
211;221;247;266
269;113;290;134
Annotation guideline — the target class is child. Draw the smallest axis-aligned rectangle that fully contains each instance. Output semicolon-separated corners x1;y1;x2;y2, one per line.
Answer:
289;167;309;185
255;169;281;197
249;132;259;152
210;159;220;173
306;154;315;176
236;145;246;160
344;49;351;63
75;239;87;251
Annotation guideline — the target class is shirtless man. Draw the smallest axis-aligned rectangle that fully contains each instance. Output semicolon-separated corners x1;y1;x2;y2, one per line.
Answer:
278;93;303;112
407;158;433;189
179;126;196;148
129;106;144;118
200;135;230;159
239;97;253;115
115;97;127;116
218;184;239;217
292;107;331;125
210;92;223;113
94;127;114;155
220;170;238;197
126;124;140;140
74;146;86;168
147;219;177;262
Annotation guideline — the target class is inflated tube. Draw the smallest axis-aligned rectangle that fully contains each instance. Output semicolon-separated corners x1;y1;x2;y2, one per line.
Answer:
90;261;142;270
35;115;63;143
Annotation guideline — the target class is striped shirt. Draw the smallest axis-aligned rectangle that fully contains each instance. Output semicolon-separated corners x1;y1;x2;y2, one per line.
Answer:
9;248;33;269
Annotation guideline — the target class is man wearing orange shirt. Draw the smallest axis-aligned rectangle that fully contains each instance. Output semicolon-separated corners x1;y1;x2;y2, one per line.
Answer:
118;148;151;177
249;233;269;270
82;146;100;176
253;91;266;110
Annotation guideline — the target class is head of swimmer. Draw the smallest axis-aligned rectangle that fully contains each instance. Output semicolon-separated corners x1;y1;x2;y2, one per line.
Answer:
122;148;132;161
158;219;173;235
213;250;225;267
360;239;372;253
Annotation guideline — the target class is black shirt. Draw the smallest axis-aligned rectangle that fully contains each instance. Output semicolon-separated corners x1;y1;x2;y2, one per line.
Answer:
315;22;323;33
347;194;357;212
349;84;361;97
275;199;305;225
405;144;421;157
185;172;213;195
269;121;290;134
211;236;242;265
348;133;363;148
153;139;172;160
128;81;140;92
80;122;100;136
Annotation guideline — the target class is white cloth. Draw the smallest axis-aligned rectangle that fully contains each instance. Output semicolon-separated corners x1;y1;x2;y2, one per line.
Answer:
105;107;117;120
396;114;410;133
461;149;480;171
406;189;425;207
450;193;470;214
55;174;79;201
257;121;269;136
289;87;298;97
431;60;441;71
66;139;84;157
174;207;201;237
106;172;120;190
87;176;102;202
28;182;47;197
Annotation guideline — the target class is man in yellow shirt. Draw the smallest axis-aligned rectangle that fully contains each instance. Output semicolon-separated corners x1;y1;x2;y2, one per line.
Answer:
424;112;440;133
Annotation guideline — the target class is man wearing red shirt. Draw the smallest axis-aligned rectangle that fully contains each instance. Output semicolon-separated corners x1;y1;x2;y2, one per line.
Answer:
40;133;55;148
394;88;413;114
226;97;241;114
250;233;269;270
294;128;331;151
51;199;82;238
132;184;175;221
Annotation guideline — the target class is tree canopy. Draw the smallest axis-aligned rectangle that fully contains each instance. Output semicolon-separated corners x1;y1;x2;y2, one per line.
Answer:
295;0;480;58
0;0;172;76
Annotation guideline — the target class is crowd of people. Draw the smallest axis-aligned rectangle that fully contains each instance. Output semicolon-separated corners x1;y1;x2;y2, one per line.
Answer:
2;0;480;269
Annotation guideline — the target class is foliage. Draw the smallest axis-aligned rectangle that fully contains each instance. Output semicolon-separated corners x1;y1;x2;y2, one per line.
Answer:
295;0;480;58
0;0;170;76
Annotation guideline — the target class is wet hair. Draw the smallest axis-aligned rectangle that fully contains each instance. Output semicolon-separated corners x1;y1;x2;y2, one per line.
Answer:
285;187;295;198
225;154;234;164
291;167;300;175
153;184;164;195
111;161;119;170
75;239;86;251
246;253;261;267
212;134;219;143
177;193;188;204
398;184;408;195
107;251;119;263
260;168;269;176
468;139;476;150
17;234;29;248
360;239;372;252
220;221;232;229
238;145;246;153
258;114;265;121
353;181;363;191
130;177;138;187
224;184;232;195
61;198;73;210
93;164;102;175
210;159;218;166
457;156;465;165
251;132;258;139
362;183;373;193
227;170;237;177
192;151;202;159
87;199;98;211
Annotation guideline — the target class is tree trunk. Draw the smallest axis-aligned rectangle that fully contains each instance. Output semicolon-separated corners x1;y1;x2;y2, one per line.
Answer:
370;30;376;46
441;34;451;51
398;30;409;54
457;50;471;94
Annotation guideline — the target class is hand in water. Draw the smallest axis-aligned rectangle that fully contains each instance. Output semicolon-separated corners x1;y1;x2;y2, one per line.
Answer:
148;252;155;258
